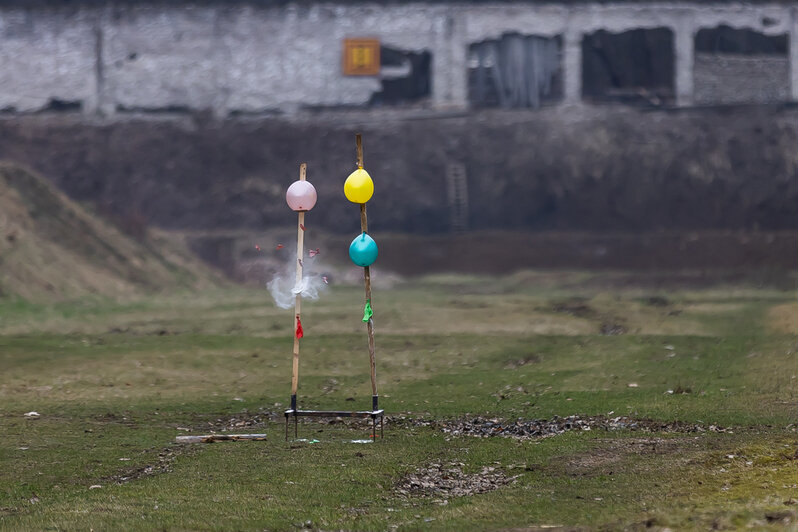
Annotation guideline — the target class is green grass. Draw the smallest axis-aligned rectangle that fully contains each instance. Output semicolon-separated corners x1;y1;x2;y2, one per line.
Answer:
2;272;798;530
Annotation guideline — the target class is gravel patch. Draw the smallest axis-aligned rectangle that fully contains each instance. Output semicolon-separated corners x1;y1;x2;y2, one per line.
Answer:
439;415;730;440
396;462;517;499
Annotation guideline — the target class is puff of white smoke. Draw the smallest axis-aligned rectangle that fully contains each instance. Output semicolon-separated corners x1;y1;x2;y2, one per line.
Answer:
267;258;327;310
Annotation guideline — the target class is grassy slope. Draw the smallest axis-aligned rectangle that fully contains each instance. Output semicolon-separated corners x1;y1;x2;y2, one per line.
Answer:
0;163;222;301
1;272;798;530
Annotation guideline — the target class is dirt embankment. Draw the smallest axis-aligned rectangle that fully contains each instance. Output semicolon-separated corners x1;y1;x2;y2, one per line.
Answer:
0;164;223;300
1;105;798;236
3;106;798;276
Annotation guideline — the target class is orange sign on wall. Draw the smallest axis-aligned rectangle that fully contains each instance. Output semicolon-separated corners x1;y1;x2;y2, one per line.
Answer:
343;38;381;76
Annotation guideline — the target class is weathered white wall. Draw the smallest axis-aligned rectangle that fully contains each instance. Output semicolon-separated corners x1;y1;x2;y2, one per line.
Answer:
103;7;224;112
100;4;451;113
0;2;795;115
0;8;97;112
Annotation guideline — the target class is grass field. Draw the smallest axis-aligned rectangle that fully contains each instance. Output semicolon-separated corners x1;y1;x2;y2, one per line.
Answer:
2;270;798;530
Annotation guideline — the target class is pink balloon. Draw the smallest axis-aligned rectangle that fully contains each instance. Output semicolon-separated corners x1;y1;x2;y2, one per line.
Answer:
286;180;317;212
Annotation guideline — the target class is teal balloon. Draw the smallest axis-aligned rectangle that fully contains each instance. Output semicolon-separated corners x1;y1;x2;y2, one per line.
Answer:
349;232;378;267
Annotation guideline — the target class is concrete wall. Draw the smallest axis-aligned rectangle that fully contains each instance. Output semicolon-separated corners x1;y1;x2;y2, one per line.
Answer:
0;8;97;112
0;2;797;114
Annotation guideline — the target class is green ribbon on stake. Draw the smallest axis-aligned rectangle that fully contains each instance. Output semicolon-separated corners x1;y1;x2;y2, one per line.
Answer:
362;299;373;323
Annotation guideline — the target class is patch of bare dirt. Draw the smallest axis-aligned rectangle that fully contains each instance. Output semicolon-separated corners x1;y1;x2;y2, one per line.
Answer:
644;296;670;307
600;323;628;335
504;354;542;369
187;410;376;436
548;299;629;336
438;416;730;440
179;410;279;433
213;412;275;431
396;462;517;499
564;437;686;474
550;299;596;318
104;445;190;484
765;509;798;525
768;302;798;334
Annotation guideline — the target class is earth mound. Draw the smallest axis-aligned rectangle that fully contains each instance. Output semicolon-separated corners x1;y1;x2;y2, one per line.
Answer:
0;163;222;300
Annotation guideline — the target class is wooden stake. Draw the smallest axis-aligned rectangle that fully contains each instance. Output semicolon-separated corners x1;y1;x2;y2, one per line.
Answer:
362;205;377;399
290;163;307;406
356;134;378;406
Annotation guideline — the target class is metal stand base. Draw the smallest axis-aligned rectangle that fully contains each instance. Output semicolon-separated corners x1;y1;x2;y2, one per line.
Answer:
284;409;385;441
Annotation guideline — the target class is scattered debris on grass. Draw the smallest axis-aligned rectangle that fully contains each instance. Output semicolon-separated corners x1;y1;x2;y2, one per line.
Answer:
176;433;267;443
438;416;730;440
492;384;528;400
188;410;377;436
765;509;798;525
322;378;339;394
197;412;276;432
548;299;629;336
190;411;732;443
23;412;40;419
105;446;187;484
600;323;627;335
396;462;516;499
550;299;595;318
504;354;541;369
645;296;670;307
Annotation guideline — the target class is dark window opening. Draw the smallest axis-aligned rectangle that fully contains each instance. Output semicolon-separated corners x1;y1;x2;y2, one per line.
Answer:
695;26;787;55
116;104;192;114
41;99;82;112
582;28;674;106
369;46;431;105
468;33;563;109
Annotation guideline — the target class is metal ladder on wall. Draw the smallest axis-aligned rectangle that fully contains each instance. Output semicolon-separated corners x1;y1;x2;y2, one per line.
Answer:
446;162;469;233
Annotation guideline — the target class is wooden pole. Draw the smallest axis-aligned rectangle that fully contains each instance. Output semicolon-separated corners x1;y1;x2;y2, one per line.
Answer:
290;163;307;412
356;134;364;169
356;134;379;411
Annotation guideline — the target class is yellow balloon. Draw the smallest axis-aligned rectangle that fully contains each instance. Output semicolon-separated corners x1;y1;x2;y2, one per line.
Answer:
344;168;374;204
